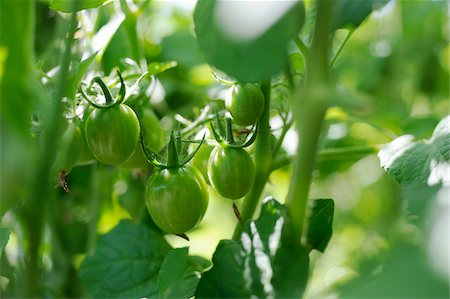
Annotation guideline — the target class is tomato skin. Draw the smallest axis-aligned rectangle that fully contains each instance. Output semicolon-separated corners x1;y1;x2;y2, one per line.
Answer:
191;143;214;184
146;165;209;234
121;108;164;169
229;83;264;126
208;146;254;200
85;104;140;165
52;124;83;174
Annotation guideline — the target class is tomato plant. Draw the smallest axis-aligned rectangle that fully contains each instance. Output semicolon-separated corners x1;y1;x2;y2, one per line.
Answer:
1;0;449;298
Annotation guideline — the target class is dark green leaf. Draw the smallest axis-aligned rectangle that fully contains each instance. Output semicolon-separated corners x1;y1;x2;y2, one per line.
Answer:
196;198;309;298
158;247;211;299
332;0;391;31
307;199;334;252
79;220;171;298
194;0;305;82
0;228;10;258
379;116;450;187
50;0;110;13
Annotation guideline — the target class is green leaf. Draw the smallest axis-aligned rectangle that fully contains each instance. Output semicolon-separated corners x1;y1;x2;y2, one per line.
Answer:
379;115;450;187
0;228;10;258
196;198;309;298
193;0;305;82
64;52;97;99
158;247;211;299
79;220;171;298
331;0;390;31
147;61;178;76
307;199;334;252
50;0;111;12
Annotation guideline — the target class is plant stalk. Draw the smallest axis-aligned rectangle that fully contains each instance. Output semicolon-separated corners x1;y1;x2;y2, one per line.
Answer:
232;81;272;240
285;0;333;244
20;11;78;297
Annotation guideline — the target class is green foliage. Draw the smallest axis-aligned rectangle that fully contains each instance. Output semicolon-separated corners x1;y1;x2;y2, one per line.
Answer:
79;220;171;298
158;247;211;298
1;1;449;298
379;116;450;186
193;0;305;82
331;0;390;31
307;199;334;252
0;228;9;257
196;198;309;298
50;0;110;12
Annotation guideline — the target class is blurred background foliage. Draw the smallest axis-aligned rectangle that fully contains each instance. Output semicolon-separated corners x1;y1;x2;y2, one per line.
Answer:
0;0;448;298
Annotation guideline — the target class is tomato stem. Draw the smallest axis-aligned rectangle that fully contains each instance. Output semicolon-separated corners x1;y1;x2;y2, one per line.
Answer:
285;0;333;244
232;81;272;240
167;131;180;167
91;77;114;104
225;117;235;144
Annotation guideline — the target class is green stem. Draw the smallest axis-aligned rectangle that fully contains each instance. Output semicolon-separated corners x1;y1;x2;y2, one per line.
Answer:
285;0;333;244
167;131;180;167
21;11;78;298
87;163;100;252
225;117;235;144
91;77;114;104
270;145;378;172
232;81;272;240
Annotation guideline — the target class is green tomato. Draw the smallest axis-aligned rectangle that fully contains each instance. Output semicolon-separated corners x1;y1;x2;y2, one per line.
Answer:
121;107;164;169
208;146;254;200
146;165;209;234
229;83;264;126
53;124;83;174
76;118;96;166
191;143;214;185
85;104;140;165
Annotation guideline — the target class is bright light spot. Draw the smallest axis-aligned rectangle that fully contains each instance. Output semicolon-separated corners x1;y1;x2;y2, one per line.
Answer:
268;218;284;256
325;267;347;286
378;134;415;170
282;127;298;155
149;78;166;105
327;123;348;140
214;0;298;42
370;40;392;58
428;159;450;186
427;187;450;280
250;222;274;296
89;13;125;59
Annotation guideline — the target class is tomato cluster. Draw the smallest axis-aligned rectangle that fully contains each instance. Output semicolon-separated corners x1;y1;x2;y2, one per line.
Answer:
53;73;262;236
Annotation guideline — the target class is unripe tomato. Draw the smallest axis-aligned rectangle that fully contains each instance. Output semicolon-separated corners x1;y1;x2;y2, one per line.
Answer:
53;124;83;174
228;83;264;126
146;165;209;234
85;104;140;165
76;118;96;166
208;146;254;199
121;107;164;169
191;143;214;185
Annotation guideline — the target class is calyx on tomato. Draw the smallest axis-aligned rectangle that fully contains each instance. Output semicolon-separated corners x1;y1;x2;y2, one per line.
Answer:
143;130;209;235
79;71;141;165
